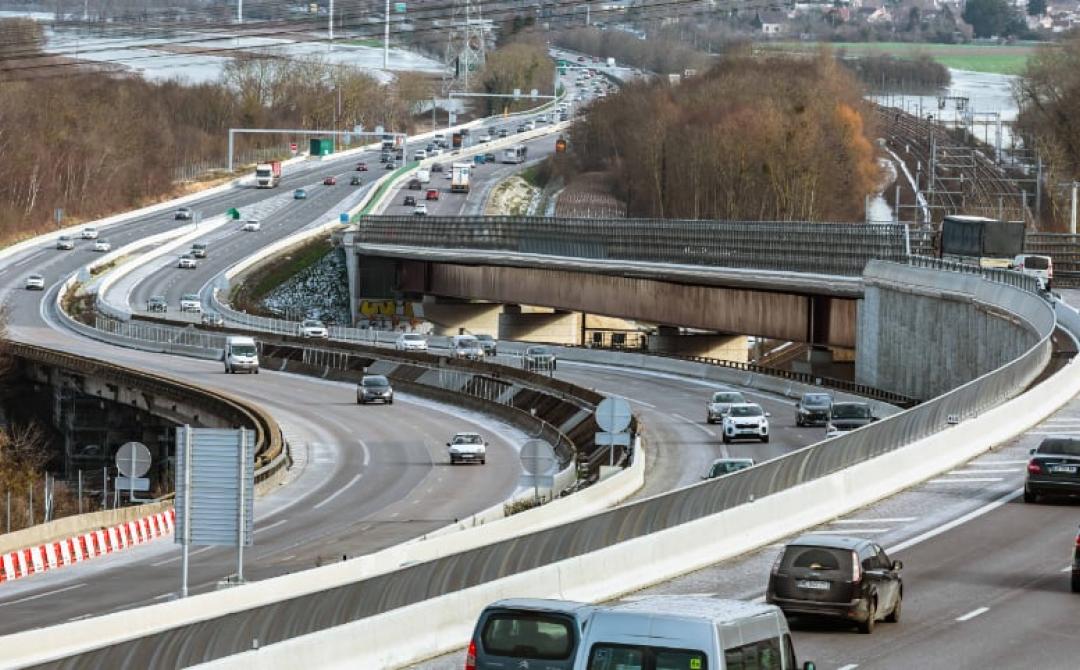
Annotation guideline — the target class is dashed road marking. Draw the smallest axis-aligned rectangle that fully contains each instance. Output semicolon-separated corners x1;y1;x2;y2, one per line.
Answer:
0;583;86;608
812;528;891;535
254;519;288;535
837;665;859;670
956;606;990;622
833;517;916;524
313;473;362;510
947;468;1020;475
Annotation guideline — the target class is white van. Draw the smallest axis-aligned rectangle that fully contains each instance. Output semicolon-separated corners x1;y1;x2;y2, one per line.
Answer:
224;336;259;374
1013;254;1053;291
451;334;484;361
575;596;814;670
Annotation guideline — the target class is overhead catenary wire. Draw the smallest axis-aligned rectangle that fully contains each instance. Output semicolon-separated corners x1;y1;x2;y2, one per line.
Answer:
0;0;766;80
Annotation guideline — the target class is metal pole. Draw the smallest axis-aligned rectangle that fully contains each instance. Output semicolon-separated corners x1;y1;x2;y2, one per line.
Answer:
329;0;334;48
103;466;108;510
227;130;234;173
237;428;246;584
78;470;83;515
5;490;9;533
383;0;390;69
1072;182;1078;235
181;427;193;598
894;184;900;224
238;0;243;24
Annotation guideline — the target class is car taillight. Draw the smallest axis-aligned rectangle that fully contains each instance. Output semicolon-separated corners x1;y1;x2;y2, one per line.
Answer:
851;551;861;582
1027;460;1043;475
464;639;477;670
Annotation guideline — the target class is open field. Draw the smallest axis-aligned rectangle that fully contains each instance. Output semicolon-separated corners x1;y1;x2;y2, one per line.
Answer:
758;41;1039;74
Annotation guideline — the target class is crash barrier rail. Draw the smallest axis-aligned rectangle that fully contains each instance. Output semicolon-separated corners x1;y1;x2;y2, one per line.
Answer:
907;254;1043;292
14;259;1055;668
6;341;286;480
558;345;919;408
353;217;910;276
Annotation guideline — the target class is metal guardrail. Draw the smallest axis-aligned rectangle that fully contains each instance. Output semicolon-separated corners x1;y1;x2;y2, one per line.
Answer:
907;254;1043;292
39;260;1057;667
354;217;911;277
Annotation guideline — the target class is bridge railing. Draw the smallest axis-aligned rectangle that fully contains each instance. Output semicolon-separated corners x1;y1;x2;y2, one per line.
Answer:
355;216;910;276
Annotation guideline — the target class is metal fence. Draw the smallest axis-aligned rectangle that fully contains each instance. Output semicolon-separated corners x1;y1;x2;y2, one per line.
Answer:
355;216;911;277
43;260;1057;668
907;255;1043;293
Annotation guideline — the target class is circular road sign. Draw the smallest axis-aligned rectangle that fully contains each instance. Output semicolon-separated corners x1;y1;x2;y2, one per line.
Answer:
595;397;632;434
116;441;152;478
520;439;556;475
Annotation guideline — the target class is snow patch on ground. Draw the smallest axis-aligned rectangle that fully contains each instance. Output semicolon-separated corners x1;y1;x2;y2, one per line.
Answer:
261;247;351;324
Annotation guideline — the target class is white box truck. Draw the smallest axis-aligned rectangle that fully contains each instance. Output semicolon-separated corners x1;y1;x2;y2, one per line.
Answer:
416;168;431;184
451;163;471;193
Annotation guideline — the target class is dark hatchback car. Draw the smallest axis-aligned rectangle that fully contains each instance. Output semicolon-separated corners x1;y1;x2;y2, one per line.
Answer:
827;401;877;436
467;599;593;670
1024;436;1080;503
767;534;902;634
356;375;393;405
795;392;833;427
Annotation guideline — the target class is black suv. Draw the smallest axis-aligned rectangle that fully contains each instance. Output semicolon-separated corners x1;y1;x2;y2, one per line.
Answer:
767;534;902;634
1025;436;1080;503
403;195;416;207
795;392;832;427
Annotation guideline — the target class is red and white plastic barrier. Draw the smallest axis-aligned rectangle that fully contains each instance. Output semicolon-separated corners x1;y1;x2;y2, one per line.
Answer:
0;508;175;584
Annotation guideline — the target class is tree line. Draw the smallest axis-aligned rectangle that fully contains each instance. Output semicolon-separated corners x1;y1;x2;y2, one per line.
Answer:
1016;33;1080;230
0;18;437;243
561;53;880;222
842;53;951;92
554;27;711;75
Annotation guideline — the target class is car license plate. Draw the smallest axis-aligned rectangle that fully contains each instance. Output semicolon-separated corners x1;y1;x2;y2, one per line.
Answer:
1050;465;1077;474
797;580;830;590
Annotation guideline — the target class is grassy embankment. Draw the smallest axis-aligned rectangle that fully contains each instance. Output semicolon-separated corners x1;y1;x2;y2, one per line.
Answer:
760;41;1035;75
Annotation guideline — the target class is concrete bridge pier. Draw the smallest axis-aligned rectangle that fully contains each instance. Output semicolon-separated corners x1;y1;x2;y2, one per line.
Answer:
418;297;502;336
498;305;584;345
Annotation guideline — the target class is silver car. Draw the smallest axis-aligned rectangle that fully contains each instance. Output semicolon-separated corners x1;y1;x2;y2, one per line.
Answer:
24;274;45;290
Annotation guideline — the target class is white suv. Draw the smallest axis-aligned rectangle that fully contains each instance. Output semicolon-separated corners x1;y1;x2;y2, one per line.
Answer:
447;432;487;465
722;403;771;444
395;333;428;352
299;319;329;338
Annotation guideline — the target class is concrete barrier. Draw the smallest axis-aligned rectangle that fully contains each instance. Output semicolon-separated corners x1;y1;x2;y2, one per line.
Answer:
0;501;171;556
196;350;1080;670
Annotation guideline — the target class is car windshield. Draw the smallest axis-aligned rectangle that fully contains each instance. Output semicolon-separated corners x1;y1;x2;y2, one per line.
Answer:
150;297;165;304
453;434;482;444
476;335;494;342
362;376;389;387
832;404;872;419
729;405;763;417
710;392;743;404
456;338;478;348
1038;438;1080;456
803;394;832;406
182;294;198;301
193;244;206;250
403;334;423;341
303;320;324;328
231;345;256;356
710;461;751;477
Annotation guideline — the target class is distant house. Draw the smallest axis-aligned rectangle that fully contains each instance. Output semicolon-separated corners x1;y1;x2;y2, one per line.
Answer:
866;6;894;23
758;11;788;33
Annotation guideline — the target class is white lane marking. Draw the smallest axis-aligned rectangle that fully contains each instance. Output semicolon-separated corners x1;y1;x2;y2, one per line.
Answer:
888;489;1019;554
390;512;400;518
0;583;86;608
1029;431;1080;435
1062;566;1073;573
947;468;1020;475
67;613;93;622
621;592;716;602
150;546;212;567
955;606;990;622
837;665;860;670
254;519;288;535
672;413;716;438
279;555;296;562
628;398;656;409
357;438;371;467
811;529;891;535
968;460;1027;465
313;473;362;510
832;517;917;524
928;477;1004;484
153;593;174;601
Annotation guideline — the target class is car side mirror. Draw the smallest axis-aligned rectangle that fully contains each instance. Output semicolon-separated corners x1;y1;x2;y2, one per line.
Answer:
892;560;903;571
803;663;816;670
871;416;880;422
1029;448;1036;455
445;442;451;447
765;412;772;418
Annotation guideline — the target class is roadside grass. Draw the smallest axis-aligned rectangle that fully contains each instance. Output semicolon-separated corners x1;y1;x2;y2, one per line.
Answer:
345;38;383;48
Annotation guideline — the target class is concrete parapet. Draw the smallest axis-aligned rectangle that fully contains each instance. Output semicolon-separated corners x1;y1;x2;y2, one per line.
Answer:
0;501;171;556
